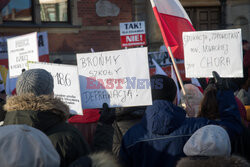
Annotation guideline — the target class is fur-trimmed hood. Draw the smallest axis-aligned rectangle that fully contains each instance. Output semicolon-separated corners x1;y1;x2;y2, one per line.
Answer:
4;93;70;121
89;152;120;167
176;155;250;167
70;152;120;167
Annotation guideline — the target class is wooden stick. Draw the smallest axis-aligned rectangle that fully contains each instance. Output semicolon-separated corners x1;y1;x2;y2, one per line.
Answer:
166;46;186;96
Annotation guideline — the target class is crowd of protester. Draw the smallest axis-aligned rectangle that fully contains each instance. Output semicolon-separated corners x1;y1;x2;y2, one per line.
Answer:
0;40;249;167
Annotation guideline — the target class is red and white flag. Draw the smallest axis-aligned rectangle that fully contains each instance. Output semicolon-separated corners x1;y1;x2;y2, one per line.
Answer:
150;0;195;59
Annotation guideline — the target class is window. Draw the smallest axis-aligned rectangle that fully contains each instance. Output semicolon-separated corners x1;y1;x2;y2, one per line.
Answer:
40;0;68;22
185;7;220;31
2;0;32;21
0;0;81;27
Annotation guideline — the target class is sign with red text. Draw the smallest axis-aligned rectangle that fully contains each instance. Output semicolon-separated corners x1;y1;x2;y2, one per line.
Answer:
77;47;152;109
28;62;83;115
120;21;146;47
7;32;39;78
183;29;243;78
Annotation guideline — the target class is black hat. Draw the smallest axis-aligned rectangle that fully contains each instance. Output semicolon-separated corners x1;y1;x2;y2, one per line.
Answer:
150;74;177;102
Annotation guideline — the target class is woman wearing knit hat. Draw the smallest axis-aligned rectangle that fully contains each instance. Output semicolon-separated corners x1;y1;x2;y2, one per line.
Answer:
3;69;90;167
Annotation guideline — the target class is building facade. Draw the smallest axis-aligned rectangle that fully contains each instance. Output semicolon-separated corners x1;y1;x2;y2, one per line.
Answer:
0;0;249;63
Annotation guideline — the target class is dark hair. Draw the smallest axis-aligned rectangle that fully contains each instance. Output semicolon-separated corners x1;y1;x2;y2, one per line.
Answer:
198;84;219;120
231;67;249;90
53;58;62;64
243;40;248;45
150;74;177;102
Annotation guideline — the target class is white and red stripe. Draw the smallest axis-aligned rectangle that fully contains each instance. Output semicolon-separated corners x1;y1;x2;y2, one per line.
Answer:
150;0;195;59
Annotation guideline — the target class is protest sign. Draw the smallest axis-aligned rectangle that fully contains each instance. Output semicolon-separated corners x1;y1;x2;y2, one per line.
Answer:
120;21;146;47
7;32;39;78
77;47;152;109
0;32;49;68
28;62;83;115
2;32;49;96
183;29;243;78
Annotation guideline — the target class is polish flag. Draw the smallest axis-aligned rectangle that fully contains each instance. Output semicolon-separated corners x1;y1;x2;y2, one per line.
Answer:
150;0;195;59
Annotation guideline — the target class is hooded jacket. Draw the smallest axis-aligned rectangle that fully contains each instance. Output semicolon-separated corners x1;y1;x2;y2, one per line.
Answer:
112;107;145;157
3;94;90;167
176;155;250;167
119;90;243;167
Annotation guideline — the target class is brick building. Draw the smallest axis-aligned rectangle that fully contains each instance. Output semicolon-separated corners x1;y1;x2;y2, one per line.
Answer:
0;0;249;64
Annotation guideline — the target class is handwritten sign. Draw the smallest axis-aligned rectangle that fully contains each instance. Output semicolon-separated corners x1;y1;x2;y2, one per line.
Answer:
76;47;152;109
28;62;83;115
183;29;243;78
120;21;146;47
7;32;39;78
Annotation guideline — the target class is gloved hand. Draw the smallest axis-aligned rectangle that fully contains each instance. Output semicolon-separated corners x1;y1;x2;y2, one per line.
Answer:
212;71;231;90
99;103;116;125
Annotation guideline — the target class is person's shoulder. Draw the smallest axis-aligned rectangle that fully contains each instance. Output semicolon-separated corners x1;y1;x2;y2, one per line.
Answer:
182;117;212;132
121;122;146;147
48;122;82;135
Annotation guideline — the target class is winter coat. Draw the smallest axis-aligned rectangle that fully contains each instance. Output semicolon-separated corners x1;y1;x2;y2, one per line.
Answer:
91;107;145;155
232;126;250;162
70;152;121;167
3;94;90;167
176;155;250;167
119;90;243;167
112;107;145;157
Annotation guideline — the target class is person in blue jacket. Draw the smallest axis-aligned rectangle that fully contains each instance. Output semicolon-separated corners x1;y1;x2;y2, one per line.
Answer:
119;72;243;167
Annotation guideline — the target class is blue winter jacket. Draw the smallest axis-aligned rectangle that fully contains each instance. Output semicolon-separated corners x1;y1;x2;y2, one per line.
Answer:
119;90;243;167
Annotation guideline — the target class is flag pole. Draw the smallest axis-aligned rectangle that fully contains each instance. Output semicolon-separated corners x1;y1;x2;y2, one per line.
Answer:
166;46;186;95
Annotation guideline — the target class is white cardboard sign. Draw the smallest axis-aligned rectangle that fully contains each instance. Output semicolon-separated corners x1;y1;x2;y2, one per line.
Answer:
7;32;39;78
76;47;152;109
28;62;83;115
183;29;243;78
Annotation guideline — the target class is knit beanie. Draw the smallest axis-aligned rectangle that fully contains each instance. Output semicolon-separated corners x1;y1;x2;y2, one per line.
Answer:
183;125;231;156
150;74;177;102
0;124;60;167
16;69;54;96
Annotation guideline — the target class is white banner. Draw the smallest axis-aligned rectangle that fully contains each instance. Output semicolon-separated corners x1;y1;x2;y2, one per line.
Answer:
183;29;243;78
7;32;39;78
77;47;152;109
28;62;83;115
